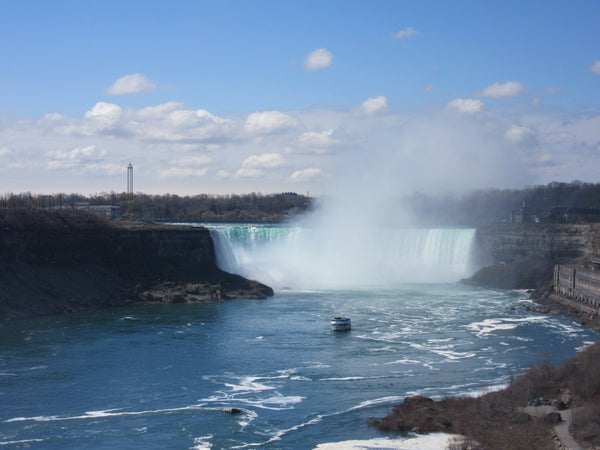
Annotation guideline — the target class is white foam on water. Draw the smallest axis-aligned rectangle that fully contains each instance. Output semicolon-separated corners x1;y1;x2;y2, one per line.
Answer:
235;394;305;410
191;434;213;450
383;358;421;365
238;410;258;429
346;395;406;412
321;376;369;381
0;438;46;446
291;375;312;381
465;316;547;337
313;434;464;449
5;404;206;423
224;376;276;393
577;341;596;351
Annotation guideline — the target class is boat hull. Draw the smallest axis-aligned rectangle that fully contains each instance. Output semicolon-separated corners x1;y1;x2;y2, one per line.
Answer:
331;317;351;331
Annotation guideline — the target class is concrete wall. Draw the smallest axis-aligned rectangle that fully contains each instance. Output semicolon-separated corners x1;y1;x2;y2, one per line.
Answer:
554;265;600;308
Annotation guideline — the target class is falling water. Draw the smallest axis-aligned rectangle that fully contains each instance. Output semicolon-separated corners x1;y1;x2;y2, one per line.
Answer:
208;224;476;290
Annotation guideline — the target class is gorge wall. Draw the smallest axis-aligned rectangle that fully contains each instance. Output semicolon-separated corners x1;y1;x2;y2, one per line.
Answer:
0;211;273;320
467;224;600;289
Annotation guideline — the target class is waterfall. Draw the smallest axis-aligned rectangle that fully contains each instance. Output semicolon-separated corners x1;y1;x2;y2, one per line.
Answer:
209;224;476;290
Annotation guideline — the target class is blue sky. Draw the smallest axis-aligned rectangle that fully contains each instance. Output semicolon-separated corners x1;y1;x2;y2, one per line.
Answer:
1;0;599;195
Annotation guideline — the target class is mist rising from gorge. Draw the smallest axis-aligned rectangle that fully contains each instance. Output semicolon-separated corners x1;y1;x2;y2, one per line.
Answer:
215;110;531;289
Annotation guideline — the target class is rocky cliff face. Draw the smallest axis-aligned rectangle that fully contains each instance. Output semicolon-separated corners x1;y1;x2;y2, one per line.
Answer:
466;224;600;289
474;224;596;265
0;210;273;319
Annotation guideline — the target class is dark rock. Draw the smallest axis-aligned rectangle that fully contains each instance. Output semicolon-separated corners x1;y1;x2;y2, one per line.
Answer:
403;395;434;405
542;412;563;425
220;407;244;415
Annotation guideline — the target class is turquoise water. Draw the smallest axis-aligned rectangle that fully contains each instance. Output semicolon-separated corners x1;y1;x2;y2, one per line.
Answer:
1;224;597;448
1;286;596;449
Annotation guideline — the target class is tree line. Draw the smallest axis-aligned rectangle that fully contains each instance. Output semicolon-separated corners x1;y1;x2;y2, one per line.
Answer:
407;181;600;225
4;181;600;225
0;191;313;222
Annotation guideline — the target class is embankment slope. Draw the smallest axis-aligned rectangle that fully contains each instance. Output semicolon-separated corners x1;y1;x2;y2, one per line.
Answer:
0;210;273;320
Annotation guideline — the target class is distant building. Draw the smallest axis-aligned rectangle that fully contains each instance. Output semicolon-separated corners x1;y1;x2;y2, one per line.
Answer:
75;202;122;219
89;205;122;219
127;163;134;194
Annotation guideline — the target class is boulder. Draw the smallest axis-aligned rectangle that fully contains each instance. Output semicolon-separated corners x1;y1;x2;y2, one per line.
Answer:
220;407;244;415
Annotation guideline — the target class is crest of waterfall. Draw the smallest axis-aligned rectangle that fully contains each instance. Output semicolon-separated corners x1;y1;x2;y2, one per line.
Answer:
209;225;476;290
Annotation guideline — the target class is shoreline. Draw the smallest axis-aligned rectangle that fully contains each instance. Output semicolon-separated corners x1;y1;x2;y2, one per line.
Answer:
371;286;600;449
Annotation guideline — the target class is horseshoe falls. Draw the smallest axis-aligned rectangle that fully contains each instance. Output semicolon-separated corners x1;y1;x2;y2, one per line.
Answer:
209;224;477;290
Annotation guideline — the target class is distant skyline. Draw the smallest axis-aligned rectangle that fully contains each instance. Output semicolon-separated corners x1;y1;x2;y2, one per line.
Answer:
1;0;599;195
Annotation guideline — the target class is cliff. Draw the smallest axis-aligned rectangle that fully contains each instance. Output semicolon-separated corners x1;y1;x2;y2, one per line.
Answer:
466;223;600;289
0;210;273;320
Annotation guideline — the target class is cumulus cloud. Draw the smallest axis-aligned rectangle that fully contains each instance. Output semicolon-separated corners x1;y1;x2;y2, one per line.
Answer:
304;48;333;71
235;168;263;178
448;98;483;113
393;27;417;40
106;73;157;95
298;129;339;152
505;124;536;145
85;102;123;121
242;153;285;169
158;167;209;179
47;145;107;170
475;81;525;98
76;101;232;141
290;168;321;182
245;111;296;133
355;96;389;116
590;61;600;75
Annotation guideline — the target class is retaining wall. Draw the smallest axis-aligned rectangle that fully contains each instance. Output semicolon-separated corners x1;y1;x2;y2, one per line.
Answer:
554;265;600;308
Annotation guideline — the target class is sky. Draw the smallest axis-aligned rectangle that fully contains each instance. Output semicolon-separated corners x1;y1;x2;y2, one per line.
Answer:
1;0;600;196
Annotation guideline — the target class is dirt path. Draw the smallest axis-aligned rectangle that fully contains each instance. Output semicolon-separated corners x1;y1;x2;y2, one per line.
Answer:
522;405;583;450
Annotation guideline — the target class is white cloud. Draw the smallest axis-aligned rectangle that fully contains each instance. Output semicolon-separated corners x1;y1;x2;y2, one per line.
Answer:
81;163;122;175
422;85;435;93
158;167;209;179
393;27;417;40
245;111;296;133
290;168;321;181
47;145;107;170
135;101;184;119
304;48;333;71
355;96;389;116
85;102;123;121
505;124;536;144
215;170;230;179
242;153;285;169
590;61;600;75
41;113;64;122
298;129;339;151
106;73;157;95
476;81;525;98
0;147;10;157
448;98;483;113
235;168;263;178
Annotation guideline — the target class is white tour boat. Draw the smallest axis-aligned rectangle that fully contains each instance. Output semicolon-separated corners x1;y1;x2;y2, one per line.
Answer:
331;316;351;331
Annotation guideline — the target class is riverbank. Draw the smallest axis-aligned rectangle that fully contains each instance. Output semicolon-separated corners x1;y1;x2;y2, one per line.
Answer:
372;287;600;449
0;209;273;320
